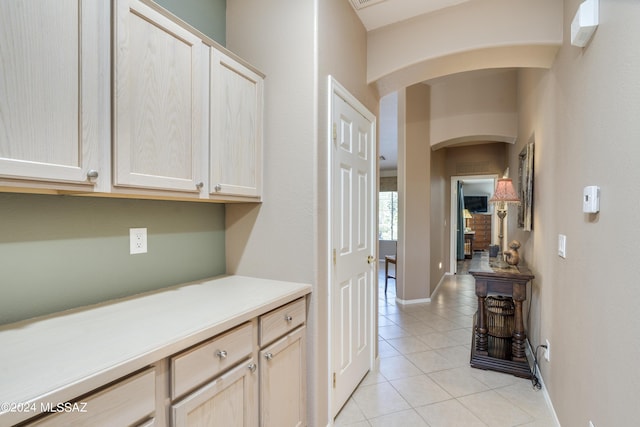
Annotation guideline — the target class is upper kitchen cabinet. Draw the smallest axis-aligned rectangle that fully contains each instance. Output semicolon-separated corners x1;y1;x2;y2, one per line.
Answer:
0;0;110;192
210;49;264;200
113;0;205;195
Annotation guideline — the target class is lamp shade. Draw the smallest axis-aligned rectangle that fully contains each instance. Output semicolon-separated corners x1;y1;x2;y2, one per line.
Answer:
463;209;473;219
489;178;520;204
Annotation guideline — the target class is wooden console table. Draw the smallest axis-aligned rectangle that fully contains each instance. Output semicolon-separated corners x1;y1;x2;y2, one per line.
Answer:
469;253;534;378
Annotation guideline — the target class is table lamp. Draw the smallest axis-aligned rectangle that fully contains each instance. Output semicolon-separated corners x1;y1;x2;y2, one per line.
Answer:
489;178;520;265
463;209;472;232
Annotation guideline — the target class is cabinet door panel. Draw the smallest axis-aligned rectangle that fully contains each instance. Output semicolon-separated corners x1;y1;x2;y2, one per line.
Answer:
114;0;203;193
210;49;263;198
173;359;258;427
0;0;106;186
260;327;306;427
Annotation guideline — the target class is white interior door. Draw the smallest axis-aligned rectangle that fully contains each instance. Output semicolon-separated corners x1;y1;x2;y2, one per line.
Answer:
330;79;376;418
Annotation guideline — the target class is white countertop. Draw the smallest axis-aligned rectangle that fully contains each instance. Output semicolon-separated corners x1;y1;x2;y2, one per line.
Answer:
0;275;311;425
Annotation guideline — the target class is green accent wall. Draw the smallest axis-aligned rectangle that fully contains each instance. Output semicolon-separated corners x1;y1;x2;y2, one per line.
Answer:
154;0;226;45
0;0;228;326
0;194;226;325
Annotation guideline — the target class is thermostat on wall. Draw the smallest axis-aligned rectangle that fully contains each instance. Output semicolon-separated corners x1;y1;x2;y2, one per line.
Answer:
583;186;600;213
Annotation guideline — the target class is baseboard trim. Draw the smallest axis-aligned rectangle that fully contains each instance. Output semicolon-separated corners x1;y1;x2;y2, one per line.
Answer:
526;340;562;426
430;272;451;299
395;297;431;305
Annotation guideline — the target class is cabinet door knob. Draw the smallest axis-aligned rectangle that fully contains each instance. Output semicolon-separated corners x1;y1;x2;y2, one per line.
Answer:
87;170;99;180
196;181;204;189
248;363;257;373
214;184;222;192
285;315;293;322
264;352;274;360
215;350;228;359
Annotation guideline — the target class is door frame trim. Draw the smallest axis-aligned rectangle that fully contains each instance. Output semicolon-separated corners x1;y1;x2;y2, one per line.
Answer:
327;76;377;420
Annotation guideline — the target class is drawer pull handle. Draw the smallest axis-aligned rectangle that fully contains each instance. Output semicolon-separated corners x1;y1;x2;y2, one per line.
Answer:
264;352;274;360
285;315;293;322
216;350;228;359
248;363;257;373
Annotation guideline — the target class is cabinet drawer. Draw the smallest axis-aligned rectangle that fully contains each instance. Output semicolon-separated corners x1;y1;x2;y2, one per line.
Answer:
26;368;156;426
171;322;254;399
260;298;305;346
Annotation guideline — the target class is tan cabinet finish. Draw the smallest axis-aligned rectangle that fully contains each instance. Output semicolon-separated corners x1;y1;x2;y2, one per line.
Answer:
0;0;109;190
26;368;156;427
260;327;307;427
0;276;310;426
172;359;258;427
113;0;205;194
1;0;264;203
171;322;254;399
210;49;264;199
259;298;306;346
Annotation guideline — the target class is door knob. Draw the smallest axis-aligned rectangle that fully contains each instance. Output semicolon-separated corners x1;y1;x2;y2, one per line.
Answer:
367;255;375;264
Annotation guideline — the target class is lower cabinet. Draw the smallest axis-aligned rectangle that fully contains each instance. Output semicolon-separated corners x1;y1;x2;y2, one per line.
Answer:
172;359;258;427
25;368;156;427
170;297;308;427
259;327;306;427
17;295;308;427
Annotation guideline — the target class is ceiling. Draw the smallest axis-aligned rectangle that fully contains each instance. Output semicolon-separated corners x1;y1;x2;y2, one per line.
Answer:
348;0;471;31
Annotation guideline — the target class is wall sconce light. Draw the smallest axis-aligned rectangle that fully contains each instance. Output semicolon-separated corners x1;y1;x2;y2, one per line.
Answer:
571;0;599;47
489;178;520;263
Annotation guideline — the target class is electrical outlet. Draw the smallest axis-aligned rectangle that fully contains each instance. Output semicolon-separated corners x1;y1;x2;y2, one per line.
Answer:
545;339;551;362
130;228;147;254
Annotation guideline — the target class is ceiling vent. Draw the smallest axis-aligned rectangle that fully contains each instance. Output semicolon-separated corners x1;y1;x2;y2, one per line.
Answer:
349;0;386;10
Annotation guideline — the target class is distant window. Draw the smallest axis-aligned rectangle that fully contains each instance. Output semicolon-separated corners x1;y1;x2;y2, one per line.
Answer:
379;191;398;240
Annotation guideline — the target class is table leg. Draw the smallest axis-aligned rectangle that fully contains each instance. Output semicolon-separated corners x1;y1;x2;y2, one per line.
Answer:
476;294;488;353
512;299;526;361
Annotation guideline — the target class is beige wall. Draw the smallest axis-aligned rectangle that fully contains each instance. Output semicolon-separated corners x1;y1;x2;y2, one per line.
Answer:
226;1;376;425
397;84;431;301
444;143;507;178
511;1;640;425
430;149;447;289
430;69;518;148
368;0;562;96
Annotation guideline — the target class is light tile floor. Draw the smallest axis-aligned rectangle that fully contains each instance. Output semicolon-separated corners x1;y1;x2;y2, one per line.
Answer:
334;261;557;427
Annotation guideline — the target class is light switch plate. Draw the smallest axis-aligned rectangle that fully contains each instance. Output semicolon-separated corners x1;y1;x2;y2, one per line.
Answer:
558;234;567;258
583;186;600;213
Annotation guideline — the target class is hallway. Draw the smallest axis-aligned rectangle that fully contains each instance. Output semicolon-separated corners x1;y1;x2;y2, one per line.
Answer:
334;263;557;426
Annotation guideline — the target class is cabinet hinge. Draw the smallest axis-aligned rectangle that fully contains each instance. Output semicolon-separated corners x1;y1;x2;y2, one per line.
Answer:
333;123;337;143
333;249;336;265
333;372;336;388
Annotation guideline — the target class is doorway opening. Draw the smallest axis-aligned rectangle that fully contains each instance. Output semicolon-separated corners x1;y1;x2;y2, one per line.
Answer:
449;174;498;274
